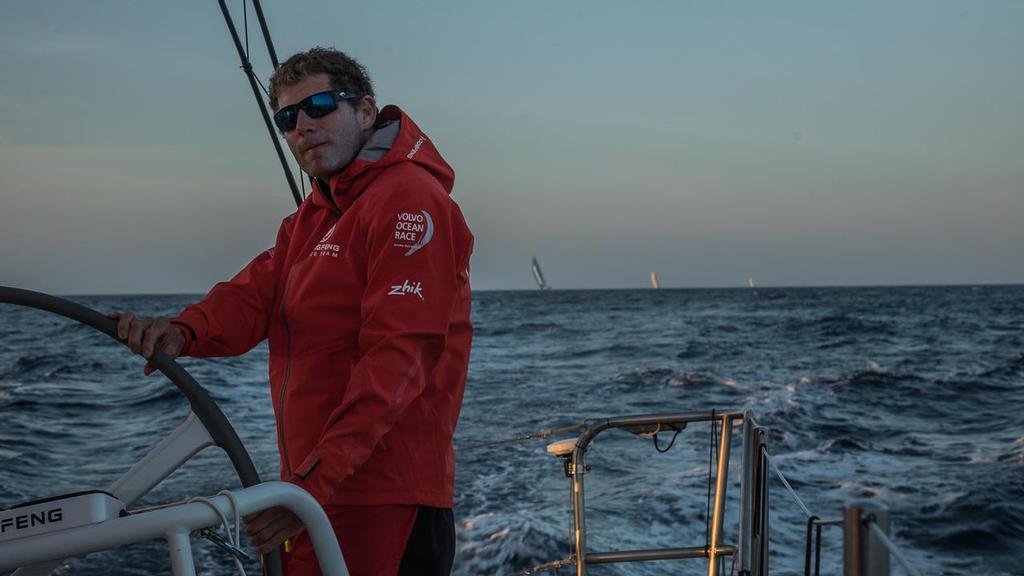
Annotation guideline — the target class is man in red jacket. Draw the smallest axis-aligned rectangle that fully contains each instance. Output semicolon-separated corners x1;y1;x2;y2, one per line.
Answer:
110;47;473;576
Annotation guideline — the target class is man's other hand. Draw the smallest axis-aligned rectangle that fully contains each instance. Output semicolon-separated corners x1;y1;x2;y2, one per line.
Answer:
245;506;305;555
107;312;186;375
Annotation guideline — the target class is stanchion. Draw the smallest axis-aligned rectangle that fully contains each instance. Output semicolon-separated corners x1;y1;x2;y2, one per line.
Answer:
843;500;890;576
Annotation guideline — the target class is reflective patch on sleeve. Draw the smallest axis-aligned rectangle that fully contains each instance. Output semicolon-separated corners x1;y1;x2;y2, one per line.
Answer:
392;210;434;255
295;456;320;479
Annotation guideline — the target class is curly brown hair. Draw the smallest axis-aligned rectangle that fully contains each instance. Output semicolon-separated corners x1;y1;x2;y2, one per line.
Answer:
268;47;375;111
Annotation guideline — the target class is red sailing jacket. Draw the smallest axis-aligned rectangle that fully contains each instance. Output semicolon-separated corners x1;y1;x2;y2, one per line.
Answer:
171;106;473;507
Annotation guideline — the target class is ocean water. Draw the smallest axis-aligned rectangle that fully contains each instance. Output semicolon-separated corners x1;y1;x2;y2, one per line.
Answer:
1;286;1022;575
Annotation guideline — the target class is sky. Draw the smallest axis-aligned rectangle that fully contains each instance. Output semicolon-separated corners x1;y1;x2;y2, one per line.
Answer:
0;1;1021;294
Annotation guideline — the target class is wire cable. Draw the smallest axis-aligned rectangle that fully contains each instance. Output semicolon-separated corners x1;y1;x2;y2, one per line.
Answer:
760;447;813;519
866;519;924;576
189;492;249;576
457;423;586;452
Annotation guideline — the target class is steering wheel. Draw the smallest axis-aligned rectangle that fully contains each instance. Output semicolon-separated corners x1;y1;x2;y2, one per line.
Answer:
0;286;283;576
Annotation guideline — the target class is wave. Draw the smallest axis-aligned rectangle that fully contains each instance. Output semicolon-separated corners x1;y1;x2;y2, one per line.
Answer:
456;512;567;575
818;436;871;453
562;342;646;360
0;354;66;380
669;370;723;389
118;385;187;408
784;312;898;338
603;368;741;393
0;354;120;384
838;366;925;390
978;353;1024;380
675;341;707;359
475;320;575;339
906;468;1024;558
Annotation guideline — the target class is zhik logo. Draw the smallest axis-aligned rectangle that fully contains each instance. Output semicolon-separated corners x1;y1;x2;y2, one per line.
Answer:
388;280;424;300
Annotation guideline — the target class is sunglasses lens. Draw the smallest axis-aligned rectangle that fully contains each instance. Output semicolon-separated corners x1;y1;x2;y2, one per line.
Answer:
274;107;298;132
275;91;356;132
305;93;339;119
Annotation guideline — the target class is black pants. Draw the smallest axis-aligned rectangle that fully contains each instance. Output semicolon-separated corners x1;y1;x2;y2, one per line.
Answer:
397;506;455;576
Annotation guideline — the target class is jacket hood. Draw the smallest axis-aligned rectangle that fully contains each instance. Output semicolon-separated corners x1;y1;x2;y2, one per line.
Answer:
310;105;454;212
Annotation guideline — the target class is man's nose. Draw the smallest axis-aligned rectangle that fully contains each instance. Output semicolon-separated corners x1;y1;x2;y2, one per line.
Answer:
295;109;317;132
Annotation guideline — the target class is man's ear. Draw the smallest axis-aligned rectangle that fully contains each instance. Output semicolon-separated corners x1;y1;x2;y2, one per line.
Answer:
357;96;377;131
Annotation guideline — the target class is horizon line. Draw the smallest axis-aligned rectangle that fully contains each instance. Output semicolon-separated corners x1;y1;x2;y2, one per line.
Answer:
43;280;1024;299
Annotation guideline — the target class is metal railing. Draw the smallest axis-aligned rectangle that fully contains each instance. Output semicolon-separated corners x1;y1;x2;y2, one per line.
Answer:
520;411;758;576
759;433;925;576
0;482;346;576
516;409;925;576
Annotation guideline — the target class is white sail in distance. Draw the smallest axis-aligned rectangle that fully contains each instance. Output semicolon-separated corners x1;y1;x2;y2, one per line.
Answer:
532;257;550;290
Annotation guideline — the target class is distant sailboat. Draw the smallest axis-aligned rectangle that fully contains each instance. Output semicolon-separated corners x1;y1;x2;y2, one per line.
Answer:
747;277;756;289
532;256;551;290
650;272;660;289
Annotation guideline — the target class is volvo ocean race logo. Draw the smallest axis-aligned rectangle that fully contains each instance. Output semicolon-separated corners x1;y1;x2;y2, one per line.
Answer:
388;279;425;300
311;222;341;258
393;210;434;256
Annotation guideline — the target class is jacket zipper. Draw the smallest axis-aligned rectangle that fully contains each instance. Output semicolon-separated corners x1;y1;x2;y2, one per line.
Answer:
277;270;298;476
316;177;342;219
276;206;340;476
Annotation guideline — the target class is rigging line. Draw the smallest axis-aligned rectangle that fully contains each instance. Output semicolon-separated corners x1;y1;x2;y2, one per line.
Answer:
761;446;814;519
250;0;281;69
457;423;586;452
242;0;249;59
216;0;302;207
866;520;924;576
252;73;271;98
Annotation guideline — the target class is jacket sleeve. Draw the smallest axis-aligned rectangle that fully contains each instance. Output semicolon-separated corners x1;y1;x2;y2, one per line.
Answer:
171;217;292;357
288;173;470;502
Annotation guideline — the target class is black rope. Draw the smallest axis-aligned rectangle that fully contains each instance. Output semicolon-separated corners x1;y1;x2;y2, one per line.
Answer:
758;442;770;574
803;515;819;576
815;522;823;576
652;427;682;453
242;0;250;59
704;409;717;555
765;504;770;575
238;0;288;209
764;446;770;574
252;73;271;98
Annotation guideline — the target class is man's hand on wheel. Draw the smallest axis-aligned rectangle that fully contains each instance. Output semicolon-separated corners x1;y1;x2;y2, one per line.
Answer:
107;312;186;375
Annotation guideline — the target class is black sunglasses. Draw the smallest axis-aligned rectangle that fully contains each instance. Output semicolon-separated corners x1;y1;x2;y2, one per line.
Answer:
273;90;362;132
